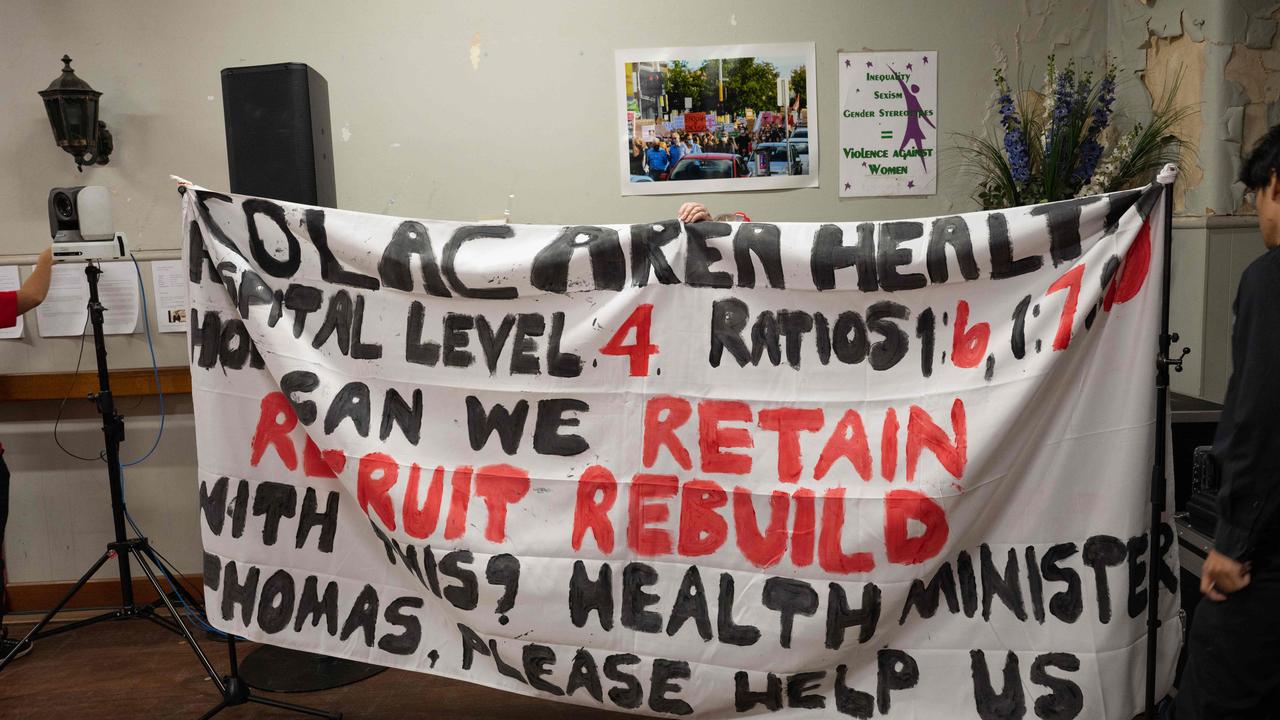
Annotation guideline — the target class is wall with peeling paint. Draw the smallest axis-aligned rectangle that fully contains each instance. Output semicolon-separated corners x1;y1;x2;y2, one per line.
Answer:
1111;0;1280;215
0;0;1270;585
1109;1;1278;399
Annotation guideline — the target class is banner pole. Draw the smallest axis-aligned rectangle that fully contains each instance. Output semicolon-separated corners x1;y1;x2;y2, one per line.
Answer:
1146;164;1180;717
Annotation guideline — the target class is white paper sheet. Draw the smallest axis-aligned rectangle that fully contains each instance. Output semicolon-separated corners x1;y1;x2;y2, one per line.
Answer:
36;262;140;337
0;266;24;340
150;260;189;333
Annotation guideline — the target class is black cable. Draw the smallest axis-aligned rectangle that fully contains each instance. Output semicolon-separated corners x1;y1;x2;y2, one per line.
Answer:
145;537;224;636
124;503;205;612
52;313;101;462
121;393;147;412
142;532;206;612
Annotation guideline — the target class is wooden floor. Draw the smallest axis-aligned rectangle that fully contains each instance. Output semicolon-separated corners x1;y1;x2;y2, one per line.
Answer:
0;616;632;719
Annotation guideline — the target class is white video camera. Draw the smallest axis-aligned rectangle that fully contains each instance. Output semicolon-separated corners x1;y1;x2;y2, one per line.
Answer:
48;186;128;262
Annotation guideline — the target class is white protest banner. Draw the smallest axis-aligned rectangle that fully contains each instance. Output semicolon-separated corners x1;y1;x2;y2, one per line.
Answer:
184;183;1181;719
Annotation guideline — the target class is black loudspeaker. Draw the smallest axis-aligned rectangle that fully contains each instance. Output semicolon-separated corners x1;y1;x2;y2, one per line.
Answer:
221;62;336;207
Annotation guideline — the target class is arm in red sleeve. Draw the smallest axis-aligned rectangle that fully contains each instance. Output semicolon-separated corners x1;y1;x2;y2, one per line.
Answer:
0;290;16;329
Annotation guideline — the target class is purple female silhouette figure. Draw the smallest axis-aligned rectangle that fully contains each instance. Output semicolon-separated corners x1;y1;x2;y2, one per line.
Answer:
888;64;934;171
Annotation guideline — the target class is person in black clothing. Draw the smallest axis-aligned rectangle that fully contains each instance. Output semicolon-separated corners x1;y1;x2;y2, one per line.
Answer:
628;138;646;177
1176;125;1280;718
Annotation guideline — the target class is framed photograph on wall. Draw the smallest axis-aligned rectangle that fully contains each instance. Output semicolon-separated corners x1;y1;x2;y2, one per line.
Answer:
615;42;818;196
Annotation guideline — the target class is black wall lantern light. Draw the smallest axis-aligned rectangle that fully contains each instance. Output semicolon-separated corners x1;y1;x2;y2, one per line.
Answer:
39;55;113;171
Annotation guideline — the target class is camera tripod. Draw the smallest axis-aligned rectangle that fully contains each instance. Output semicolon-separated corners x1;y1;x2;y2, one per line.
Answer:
0;261;337;719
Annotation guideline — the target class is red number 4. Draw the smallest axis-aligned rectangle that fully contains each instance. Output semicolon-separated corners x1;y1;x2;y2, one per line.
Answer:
600;304;659;376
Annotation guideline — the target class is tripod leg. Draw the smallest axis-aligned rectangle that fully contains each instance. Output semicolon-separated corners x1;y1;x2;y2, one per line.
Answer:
138;545;206;611
133;546;205;636
214;632;342;719
30;609;122;640
141;611;182;635
0;549;113;671
131;549;225;694
196;698;233;720
227;634;240;675
248;695;343;720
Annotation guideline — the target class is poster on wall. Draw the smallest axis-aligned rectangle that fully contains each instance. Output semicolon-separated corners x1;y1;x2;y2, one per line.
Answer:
150;259;190;333
839;50;937;197
184;180;1181;719
617;42;817;195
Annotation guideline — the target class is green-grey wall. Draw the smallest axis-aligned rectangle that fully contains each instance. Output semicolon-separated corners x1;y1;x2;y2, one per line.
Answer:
3;0;1264;587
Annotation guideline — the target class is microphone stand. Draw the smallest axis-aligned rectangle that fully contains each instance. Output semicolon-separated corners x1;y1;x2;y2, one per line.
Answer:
0;247;337;719
0;262;224;701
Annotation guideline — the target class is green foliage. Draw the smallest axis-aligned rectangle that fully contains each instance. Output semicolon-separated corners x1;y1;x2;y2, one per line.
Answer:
657;58;793;117
1091;83;1197;195
956;56;1194;210
664;61;706;111
715;58;779;117
958;133;1026;209
790;66;807;108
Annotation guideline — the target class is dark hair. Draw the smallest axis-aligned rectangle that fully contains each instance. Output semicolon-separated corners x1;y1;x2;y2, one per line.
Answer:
1240;124;1280;190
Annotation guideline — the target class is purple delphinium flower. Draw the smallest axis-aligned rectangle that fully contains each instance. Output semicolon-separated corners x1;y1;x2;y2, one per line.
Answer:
1073;65;1117;186
1075;71;1093;109
995;70;1031;183
1046;61;1076;158
1005;127;1031;183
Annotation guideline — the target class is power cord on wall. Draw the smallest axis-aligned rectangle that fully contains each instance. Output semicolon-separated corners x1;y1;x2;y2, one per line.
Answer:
121;254;164;466
52;256;167;463
51;314;99;462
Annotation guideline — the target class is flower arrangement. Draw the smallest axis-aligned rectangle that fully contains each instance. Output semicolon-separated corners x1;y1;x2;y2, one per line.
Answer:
959;56;1193;210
